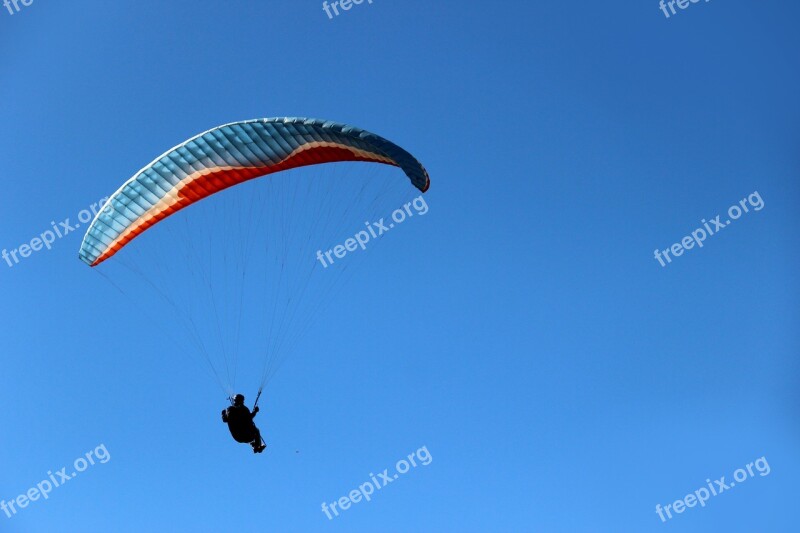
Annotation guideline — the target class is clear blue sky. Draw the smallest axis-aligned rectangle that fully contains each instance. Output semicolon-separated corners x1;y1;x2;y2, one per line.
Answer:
1;1;799;531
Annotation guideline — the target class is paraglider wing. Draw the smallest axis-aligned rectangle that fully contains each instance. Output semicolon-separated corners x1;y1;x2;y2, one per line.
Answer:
78;117;430;267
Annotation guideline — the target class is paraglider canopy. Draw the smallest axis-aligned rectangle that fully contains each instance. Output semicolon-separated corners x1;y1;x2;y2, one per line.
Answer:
79;117;429;267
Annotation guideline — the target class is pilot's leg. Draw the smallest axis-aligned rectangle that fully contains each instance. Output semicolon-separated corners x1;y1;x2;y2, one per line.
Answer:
252;428;266;453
